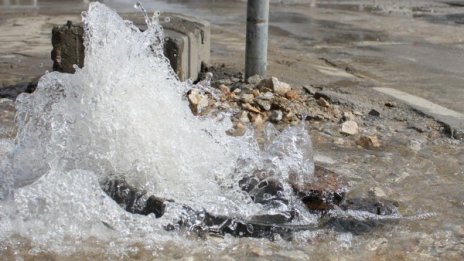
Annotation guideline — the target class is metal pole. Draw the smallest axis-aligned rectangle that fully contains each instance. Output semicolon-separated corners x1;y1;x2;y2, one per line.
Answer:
245;0;269;79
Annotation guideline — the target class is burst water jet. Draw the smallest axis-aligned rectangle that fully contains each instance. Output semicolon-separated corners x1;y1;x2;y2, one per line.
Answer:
0;2;317;254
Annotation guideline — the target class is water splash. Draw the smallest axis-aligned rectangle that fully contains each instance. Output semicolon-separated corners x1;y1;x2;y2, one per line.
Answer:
0;2;315;254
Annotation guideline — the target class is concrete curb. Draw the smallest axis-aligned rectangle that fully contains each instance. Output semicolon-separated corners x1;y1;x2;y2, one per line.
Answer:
374;87;464;140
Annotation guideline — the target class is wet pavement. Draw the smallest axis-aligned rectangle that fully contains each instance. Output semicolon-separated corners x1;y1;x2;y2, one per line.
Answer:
0;0;463;260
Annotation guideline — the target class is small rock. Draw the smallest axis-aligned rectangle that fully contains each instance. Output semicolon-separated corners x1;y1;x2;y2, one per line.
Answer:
233;88;241;94
249;113;264;126
242;103;261;113
240;94;255;104
292;165;346;211
226;122;246;136
357;135;381;148
242;84;255;93
247;74;263;85
251;89;260;97
323;127;339;137
343;111;355;121
368;109;380;117
270;110;283;122
314;90;344;105
368;187;387;198
255;99;271;111
218;79;232;86
284;112;298;123
228;92;237;101
285;89;300;100
187;89;209;115
302;84;317;95
317;97;330;108
218;84;230;95
385;101;396;108
258;92;274;100
258;77;291;95
341;121;359;135
230;77;241;82
238;111;249;123
353;111;363;116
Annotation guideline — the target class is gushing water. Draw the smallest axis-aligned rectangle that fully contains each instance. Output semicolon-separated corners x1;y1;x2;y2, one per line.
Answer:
0;2;315;254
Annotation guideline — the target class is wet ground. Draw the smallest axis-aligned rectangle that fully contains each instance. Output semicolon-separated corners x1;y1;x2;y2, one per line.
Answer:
0;0;463;260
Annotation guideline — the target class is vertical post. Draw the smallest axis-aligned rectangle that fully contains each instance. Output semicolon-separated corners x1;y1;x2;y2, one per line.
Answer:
245;0;269;79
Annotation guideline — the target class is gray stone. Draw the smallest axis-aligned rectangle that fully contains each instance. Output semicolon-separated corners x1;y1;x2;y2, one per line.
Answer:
314;90;348;105
258;77;291;95
188;89;208;115
242;103;261;113
230;77;241;82
238;111;249;123
255;99;271;111
317;97;330;108
341;121;359;135
302;84;318;95
368;109;381;117
270;110;283;122
240;94;254;104
258;92;274;100
343;111;355;121
247;74;263;85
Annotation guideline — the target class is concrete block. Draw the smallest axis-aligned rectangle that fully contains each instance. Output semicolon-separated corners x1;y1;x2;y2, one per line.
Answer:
162;12;211;81
51;21;85;73
51;13;210;81
164;30;189;81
